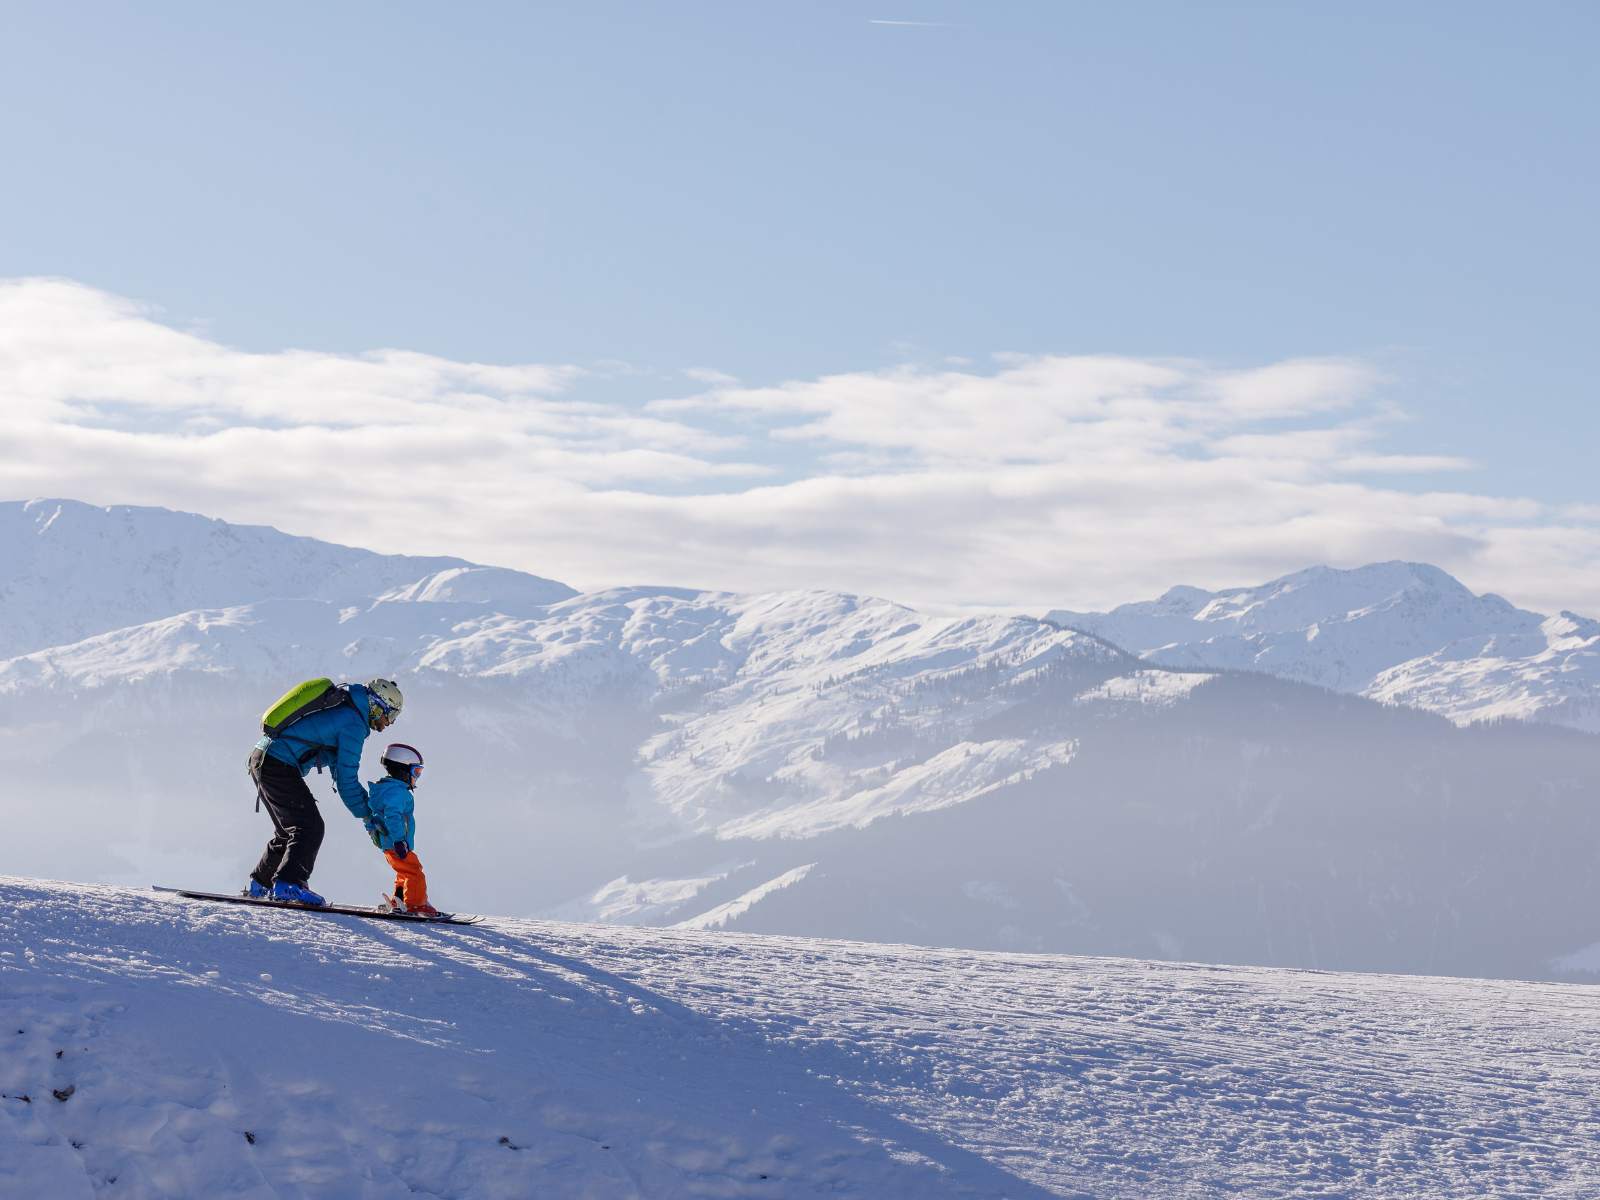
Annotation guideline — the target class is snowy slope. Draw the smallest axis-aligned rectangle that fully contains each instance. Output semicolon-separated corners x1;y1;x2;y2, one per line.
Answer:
1046;561;1600;727
1365;611;1600;731
0;499;574;660
5;877;1599;1200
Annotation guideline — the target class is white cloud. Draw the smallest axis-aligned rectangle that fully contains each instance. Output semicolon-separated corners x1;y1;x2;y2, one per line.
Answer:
1333;455;1478;473
1;276;1597;616
681;366;740;386
1201;359;1376;418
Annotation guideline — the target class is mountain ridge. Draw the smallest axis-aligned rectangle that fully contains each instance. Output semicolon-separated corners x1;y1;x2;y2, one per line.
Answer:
1046;559;1600;729
0;498;576;660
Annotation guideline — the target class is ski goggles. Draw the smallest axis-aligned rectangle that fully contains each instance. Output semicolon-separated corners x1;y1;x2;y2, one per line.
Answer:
371;694;399;723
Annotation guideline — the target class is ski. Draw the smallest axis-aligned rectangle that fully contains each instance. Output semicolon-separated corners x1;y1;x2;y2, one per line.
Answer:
152;886;483;925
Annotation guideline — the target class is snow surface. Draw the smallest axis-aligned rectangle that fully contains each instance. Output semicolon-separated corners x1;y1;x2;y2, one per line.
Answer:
541;864;754;928
669;865;816;931
1047;561;1600;727
1365;612;1600;733
5;876;1599;1200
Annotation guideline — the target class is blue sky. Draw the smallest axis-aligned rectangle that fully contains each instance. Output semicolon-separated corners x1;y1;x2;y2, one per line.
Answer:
1;2;1597;610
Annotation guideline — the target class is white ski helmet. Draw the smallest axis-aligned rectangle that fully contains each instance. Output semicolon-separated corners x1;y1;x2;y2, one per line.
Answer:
382;743;423;769
366;678;403;728
381;742;424;784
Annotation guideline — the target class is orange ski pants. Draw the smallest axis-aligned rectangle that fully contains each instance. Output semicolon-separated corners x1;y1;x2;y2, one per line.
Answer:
384;848;429;909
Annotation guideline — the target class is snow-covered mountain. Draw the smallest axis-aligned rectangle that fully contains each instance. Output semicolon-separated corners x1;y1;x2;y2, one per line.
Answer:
1047;561;1600;730
0;499;575;660
5;876;1597;1199
2;501;1600;982
0;584;1141;833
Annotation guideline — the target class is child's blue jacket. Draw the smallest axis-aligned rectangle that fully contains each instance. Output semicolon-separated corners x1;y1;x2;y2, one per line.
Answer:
366;776;417;850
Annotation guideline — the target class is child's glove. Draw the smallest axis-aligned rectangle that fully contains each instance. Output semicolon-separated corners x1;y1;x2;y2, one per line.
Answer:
392;841;410;861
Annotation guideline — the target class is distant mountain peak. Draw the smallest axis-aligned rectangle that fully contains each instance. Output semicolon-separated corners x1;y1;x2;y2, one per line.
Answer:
1047;561;1599;728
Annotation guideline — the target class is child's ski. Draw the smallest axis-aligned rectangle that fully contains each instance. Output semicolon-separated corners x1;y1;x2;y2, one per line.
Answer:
379;894;449;918
152;886;482;925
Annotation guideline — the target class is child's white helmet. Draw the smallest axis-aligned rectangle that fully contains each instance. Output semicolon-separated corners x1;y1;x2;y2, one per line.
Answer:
381;742;424;787
383;743;423;767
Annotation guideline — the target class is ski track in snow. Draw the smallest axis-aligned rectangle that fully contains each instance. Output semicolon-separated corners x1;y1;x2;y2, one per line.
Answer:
2;878;1596;1198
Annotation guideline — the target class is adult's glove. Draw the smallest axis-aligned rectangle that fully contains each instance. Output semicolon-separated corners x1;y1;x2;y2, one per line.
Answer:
392;841;410;861
365;818;387;848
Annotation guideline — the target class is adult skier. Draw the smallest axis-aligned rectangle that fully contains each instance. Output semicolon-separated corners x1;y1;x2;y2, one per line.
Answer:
246;677;404;905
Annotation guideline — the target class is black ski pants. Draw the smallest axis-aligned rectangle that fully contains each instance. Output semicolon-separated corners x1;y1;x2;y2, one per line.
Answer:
250;751;325;889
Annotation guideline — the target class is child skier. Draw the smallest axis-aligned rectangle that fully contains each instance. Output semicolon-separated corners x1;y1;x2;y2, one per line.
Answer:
363;743;438;916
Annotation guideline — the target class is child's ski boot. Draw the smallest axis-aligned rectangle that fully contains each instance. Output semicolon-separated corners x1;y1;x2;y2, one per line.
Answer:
380;886;440;918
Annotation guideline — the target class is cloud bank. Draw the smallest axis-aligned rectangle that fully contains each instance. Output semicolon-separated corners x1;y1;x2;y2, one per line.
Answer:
1;276;1595;615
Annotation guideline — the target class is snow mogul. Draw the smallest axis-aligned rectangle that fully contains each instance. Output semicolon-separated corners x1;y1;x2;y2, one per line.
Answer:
364;742;438;916
245;677;404;905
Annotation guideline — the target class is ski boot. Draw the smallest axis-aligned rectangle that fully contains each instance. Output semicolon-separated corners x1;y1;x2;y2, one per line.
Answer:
245;879;270;900
270;881;327;906
405;903;441;917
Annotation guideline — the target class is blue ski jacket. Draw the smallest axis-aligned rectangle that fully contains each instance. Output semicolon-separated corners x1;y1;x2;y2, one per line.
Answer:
259;683;373;818
365;776;416;850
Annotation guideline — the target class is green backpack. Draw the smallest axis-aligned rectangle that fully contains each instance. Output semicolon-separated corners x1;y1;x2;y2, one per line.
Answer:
261;677;352;736
248;679;363;804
